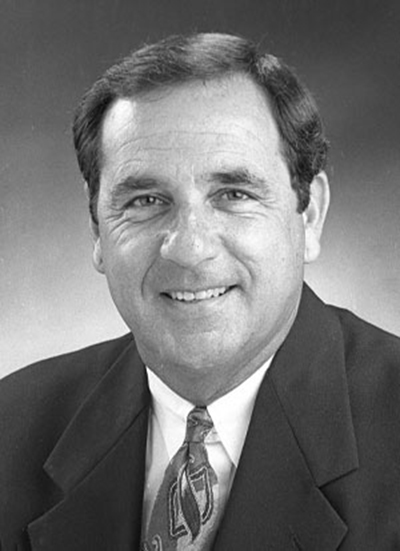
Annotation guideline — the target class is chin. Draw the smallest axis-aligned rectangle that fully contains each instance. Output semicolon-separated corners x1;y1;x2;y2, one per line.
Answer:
170;343;225;372
143;333;236;373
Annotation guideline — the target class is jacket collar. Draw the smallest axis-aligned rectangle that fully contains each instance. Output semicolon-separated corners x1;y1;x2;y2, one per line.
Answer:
269;284;359;487
214;284;358;550
28;337;151;550
43;338;150;493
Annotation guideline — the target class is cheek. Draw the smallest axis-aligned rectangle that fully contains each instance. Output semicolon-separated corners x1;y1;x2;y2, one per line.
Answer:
100;236;154;297
234;215;303;263
232;217;305;292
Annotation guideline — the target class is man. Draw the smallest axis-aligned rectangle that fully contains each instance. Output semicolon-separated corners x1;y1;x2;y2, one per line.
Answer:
1;33;399;551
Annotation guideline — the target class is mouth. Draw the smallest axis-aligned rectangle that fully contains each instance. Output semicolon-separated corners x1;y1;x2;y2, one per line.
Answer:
162;286;235;303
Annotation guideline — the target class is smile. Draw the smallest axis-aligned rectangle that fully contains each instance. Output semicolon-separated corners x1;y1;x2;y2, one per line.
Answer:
166;286;231;302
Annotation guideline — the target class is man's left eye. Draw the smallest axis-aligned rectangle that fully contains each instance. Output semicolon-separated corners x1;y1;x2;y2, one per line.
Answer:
220;189;251;201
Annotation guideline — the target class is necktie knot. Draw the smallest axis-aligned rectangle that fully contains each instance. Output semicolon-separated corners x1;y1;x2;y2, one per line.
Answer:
185;406;214;443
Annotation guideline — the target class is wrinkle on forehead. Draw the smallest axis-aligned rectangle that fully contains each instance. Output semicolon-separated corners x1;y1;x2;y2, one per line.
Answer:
100;75;287;187
102;74;278;142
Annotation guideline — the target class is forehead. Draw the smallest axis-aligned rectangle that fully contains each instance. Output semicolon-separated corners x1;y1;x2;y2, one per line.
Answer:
100;75;284;178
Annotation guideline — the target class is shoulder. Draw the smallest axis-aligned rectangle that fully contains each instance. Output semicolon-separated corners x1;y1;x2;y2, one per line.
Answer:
328;304;400;380
328;304;400;439
1;332;134;400
330;305;400;366
0;334;136;541
0;333;134;455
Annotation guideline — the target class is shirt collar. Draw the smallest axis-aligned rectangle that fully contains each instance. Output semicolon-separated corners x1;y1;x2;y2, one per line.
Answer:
207;359;272;465
146;357;272;467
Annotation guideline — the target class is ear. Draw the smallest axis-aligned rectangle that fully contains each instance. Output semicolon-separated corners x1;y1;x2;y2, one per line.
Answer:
85;182;105;274
90;218;105;274
302;171;330;264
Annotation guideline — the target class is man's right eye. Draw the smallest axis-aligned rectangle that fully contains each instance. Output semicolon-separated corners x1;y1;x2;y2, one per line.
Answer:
129;195;165;208
122;194;170;222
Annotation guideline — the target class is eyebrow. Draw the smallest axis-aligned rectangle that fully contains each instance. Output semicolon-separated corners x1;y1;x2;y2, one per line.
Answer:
206;168;266;188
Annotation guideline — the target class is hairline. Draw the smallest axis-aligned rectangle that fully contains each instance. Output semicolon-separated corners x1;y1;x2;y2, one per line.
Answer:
96;71;293;202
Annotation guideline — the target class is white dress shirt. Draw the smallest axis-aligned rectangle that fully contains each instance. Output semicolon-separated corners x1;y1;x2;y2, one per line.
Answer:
142;357;273;531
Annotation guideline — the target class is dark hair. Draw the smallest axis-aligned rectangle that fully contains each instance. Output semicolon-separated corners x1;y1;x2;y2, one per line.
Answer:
73;33;328;222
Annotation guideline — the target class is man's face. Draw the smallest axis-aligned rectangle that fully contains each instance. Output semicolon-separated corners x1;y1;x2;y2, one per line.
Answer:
93;75;320;401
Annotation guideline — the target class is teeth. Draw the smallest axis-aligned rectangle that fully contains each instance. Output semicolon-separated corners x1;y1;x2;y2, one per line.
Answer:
169;287;229;302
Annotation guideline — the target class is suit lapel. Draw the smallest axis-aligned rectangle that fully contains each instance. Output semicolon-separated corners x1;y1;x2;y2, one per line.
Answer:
268;285;359;487
27;339;150;551
214;286;358;550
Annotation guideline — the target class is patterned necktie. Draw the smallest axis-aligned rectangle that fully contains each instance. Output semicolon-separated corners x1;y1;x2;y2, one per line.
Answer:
142;407;219;551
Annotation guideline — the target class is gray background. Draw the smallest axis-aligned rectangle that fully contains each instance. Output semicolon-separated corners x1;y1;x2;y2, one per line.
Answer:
1;0;399;377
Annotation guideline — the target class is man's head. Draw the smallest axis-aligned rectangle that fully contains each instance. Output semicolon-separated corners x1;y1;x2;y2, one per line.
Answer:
73;33;330;403
73;33;328;223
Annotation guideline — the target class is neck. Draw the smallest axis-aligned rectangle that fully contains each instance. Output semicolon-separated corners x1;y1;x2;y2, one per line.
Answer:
144;338;280;405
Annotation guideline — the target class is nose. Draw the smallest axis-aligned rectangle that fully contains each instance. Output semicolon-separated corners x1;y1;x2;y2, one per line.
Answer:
160;205;219;268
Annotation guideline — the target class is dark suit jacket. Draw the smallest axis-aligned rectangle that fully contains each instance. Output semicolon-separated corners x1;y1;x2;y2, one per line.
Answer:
1;285;400;550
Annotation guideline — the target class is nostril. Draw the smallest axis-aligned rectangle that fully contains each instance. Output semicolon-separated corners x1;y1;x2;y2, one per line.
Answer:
159;226;217;267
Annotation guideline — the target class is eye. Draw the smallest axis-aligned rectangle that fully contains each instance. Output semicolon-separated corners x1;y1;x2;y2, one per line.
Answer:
214;188;255;205
129;194;165;207
211;187;260;214
220;189;252;201
123;194;170;222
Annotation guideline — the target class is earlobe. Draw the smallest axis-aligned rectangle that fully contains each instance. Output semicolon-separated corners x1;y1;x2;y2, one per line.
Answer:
93;239;105;274
303;172;330;264
90;218;105;274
